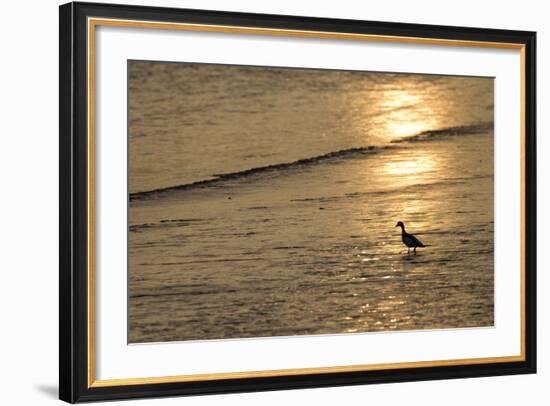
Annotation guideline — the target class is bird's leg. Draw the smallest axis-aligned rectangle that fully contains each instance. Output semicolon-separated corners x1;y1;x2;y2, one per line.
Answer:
414;247;417;255
408;247;410;256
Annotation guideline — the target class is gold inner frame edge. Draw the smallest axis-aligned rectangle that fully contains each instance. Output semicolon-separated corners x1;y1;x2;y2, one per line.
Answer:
86;17;527;388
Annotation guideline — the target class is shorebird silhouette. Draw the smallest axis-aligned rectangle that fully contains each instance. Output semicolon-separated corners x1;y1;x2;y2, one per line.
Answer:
396;221;424;255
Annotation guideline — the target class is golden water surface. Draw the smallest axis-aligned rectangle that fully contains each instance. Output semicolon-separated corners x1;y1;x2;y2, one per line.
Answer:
128;62;494;343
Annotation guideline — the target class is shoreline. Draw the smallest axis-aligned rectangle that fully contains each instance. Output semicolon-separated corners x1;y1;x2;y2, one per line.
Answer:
128;134;494;343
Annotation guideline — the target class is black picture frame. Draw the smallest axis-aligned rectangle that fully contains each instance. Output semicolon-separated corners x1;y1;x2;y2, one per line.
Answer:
60;1;537;403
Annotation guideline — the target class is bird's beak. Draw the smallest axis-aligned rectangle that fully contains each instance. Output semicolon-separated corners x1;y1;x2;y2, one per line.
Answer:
395;223;399;227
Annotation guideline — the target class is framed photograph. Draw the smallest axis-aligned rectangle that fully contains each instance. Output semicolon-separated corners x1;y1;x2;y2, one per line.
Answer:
59;2;536;403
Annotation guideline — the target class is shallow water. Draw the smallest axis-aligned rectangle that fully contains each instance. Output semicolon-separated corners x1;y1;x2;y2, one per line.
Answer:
128;62;494;343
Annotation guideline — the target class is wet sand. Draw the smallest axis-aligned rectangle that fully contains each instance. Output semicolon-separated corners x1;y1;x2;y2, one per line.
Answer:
128;130;493;343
